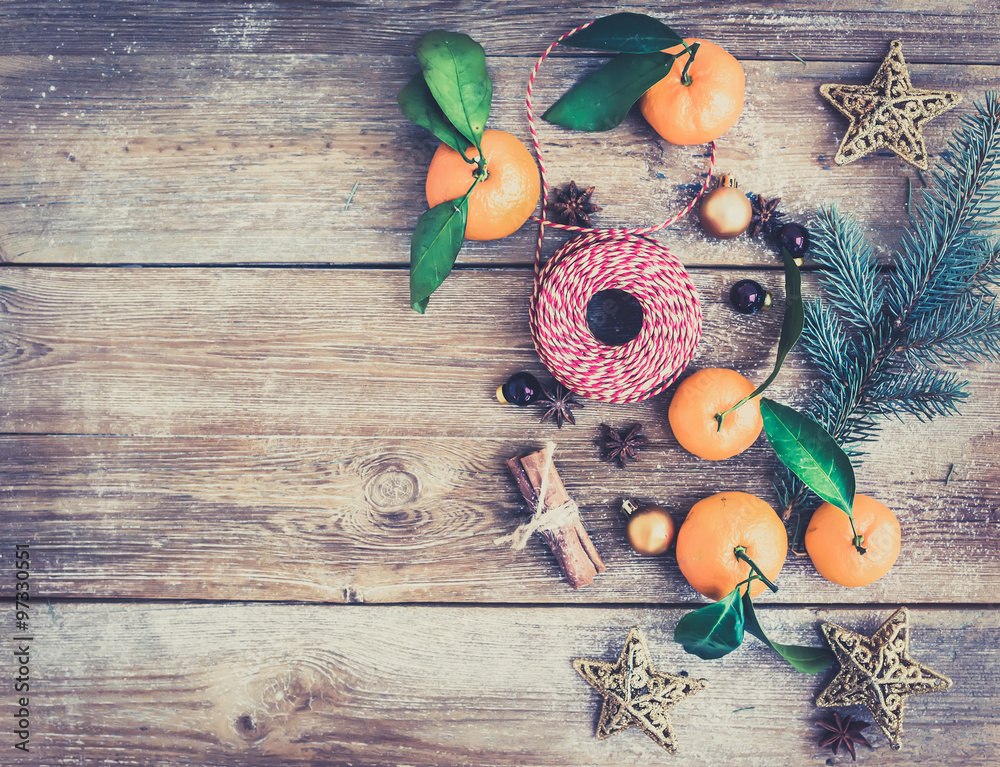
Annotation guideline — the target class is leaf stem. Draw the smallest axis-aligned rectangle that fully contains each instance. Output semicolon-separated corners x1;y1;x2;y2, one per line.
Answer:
734;547;778;593
679;42;700;86
472;151;489;180
462;172;484;204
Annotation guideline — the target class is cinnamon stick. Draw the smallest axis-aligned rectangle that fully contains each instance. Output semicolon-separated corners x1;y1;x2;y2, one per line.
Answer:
505;447;606;589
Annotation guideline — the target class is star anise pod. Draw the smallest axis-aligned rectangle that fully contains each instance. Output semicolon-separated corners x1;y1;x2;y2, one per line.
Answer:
816;712;872;760
547;180;602;227
748;193;784;239
537;383;583;427
598;423;647;468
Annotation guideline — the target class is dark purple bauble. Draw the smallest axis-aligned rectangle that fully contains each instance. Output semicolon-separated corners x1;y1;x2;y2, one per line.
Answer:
777;222;810;258
498;372;543;406
729;279;772;314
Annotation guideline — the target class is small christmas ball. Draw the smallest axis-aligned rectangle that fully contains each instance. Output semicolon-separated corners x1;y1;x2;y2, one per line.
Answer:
496;372;543;406
699;174;752;240
729;279;772;314
777;222;810;260
622;499;676;556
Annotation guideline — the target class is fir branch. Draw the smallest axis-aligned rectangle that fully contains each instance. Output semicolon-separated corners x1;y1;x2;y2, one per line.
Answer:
903;293;1000;366
778;91;1000;547
861;368;969;421
887;92;1000;326
810;206;883;331
799;301;848;381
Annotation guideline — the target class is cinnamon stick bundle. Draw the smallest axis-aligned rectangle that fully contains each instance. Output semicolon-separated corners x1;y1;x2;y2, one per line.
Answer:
505;447;606;588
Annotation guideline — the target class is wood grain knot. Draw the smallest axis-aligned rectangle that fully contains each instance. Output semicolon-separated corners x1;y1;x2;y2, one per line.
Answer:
234;713;259;740
227;665;321;745
365;469;421;510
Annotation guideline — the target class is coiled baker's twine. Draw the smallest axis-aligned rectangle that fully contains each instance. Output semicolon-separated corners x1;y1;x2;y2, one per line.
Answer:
526;21;716;404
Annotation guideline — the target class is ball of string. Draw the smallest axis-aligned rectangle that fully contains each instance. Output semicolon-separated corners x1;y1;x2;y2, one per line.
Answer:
525;21;715;404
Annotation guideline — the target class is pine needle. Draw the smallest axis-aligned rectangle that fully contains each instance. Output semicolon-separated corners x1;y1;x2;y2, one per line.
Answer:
344;181;360;211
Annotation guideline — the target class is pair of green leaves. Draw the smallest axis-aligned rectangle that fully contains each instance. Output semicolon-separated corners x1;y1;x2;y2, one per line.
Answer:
542;13;689;132
398;31;493;313
674;584;836;673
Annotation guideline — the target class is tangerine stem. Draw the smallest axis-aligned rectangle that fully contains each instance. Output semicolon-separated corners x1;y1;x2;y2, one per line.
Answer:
679;42;701;86
735;573;760;597
452;172;485;213
472;153;489;181
848;516;867;555
734;546;778;593
714;390;756;432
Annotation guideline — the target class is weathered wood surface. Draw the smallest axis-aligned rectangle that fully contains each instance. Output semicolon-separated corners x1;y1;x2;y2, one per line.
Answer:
2;429;997;604
2;1;999;764
2;268;999;437
2;1;999;61
1;268;997;603
9;603;998;767
1;54;996;266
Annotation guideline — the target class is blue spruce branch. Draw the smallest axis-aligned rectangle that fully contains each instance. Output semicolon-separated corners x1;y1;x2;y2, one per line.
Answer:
777;92;1000;539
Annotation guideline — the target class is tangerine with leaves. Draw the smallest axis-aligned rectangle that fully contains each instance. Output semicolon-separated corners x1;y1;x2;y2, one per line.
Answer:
668;368;763;460
806;494;901;587
425;128;539;241
676;491;787;600
639;38;745;145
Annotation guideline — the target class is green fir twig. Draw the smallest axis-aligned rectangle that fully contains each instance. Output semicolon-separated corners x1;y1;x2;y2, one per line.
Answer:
778;92;1000;546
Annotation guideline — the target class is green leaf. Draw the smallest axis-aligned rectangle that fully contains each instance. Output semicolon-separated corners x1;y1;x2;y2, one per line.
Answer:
741;592;836;674
410;196;468;314
542;51;676;132
674;586;745;660
416;30;492;148
760;398;857;517
716;248;804;429
398;74;474;156
745;248;805;399
560;12;685;53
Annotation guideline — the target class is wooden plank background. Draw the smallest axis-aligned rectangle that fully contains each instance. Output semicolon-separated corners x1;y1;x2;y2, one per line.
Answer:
1;1;998;765
17;604;1000;766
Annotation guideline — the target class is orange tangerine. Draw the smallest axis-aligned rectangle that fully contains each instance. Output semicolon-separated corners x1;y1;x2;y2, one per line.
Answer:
639;38;745;145
668;368;762;460
425;128;539;241
805;494;901;588
676;491;788;600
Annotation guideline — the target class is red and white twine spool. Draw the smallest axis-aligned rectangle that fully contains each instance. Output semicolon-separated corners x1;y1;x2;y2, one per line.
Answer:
525;22;715;403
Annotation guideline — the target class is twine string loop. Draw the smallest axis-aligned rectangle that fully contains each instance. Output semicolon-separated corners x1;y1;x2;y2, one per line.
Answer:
524;22;715;404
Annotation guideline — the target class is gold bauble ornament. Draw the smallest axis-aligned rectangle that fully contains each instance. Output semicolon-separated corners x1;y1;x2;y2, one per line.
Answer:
622;499;676;556
698;174;752;239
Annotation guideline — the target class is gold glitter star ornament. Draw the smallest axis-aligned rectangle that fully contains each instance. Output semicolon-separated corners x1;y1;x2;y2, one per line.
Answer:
817;607;952;750
820;40;961;170
573;626;705;754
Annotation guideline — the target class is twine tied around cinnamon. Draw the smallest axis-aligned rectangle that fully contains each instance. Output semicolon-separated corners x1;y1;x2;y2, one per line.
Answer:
495;441;581;550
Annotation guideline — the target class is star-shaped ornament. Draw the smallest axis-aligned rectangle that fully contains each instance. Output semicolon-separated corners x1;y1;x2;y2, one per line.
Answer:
573;626;705;754
820;40;961;170
817;607;953;750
